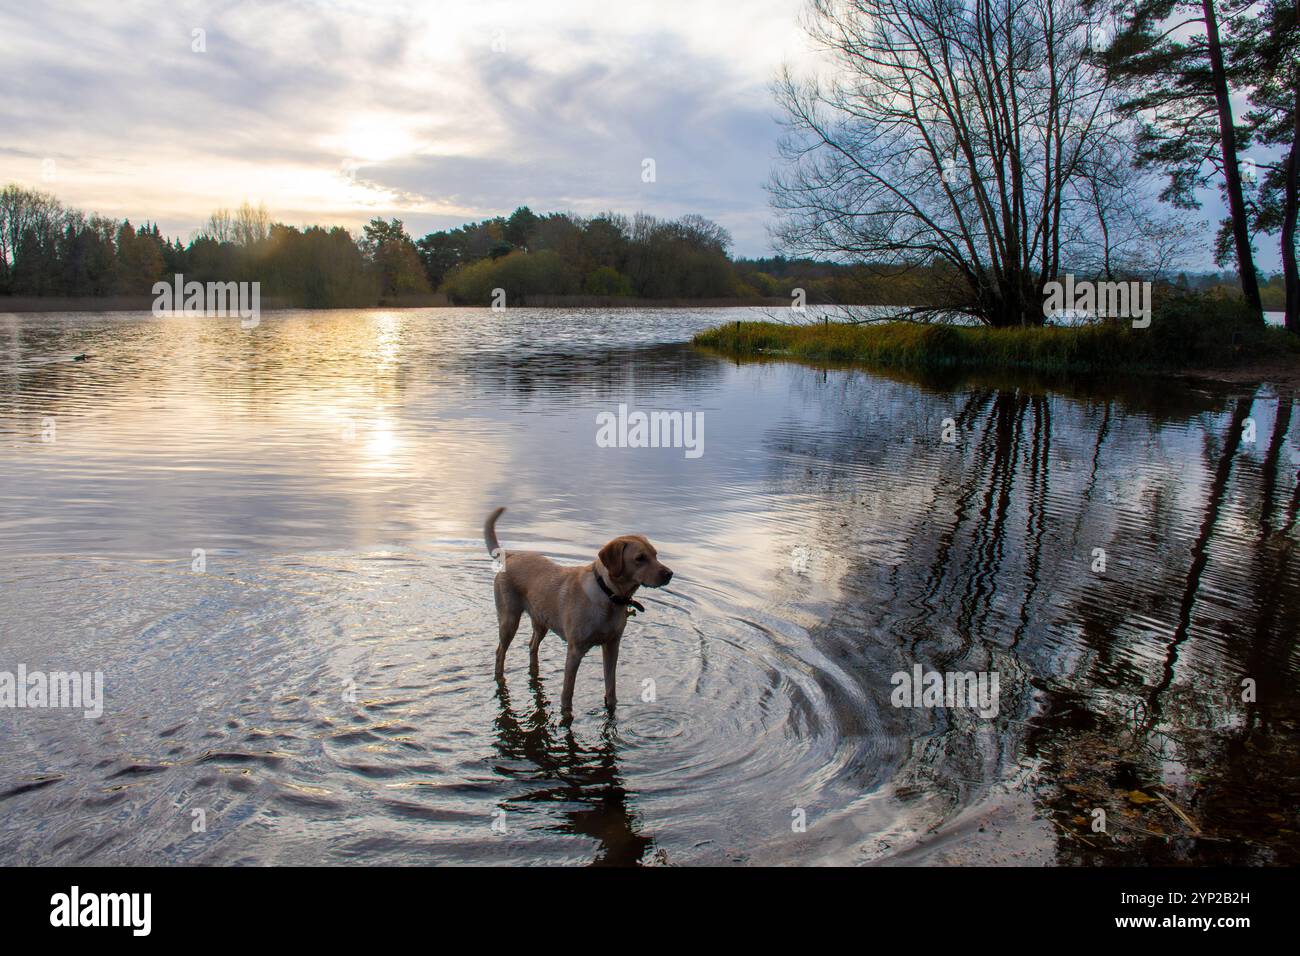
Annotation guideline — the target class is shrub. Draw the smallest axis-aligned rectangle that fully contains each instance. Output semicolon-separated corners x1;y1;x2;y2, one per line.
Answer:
441;249;579;304
582;265;634;297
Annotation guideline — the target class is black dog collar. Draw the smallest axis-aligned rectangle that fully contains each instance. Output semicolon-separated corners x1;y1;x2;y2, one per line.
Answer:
594;570;645;616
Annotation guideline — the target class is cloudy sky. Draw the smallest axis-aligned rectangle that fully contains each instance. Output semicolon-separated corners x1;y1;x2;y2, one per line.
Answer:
1;0;1261;269
0;0;820;256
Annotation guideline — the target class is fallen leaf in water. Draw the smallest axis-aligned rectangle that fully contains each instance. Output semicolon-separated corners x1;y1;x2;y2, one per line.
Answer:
1127;790;1158;805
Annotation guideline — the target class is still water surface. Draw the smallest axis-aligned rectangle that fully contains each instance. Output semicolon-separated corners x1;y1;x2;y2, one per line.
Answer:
1;307;1298;865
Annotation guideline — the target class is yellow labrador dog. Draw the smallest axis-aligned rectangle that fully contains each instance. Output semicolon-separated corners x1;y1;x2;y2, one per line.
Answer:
484;507;672;713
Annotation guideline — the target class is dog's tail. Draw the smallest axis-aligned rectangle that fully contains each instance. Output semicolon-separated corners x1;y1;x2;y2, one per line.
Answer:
484;507;506;557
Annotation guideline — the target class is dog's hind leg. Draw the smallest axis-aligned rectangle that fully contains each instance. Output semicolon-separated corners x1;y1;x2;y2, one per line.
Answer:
494;579;523;680
527;618;548;675
495;610;522;678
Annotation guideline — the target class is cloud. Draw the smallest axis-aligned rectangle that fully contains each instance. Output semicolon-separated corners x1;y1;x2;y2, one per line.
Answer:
0;0;803;254
369;31;779;238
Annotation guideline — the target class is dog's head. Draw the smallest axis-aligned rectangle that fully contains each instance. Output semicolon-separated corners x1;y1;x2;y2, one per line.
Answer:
598;534;673;589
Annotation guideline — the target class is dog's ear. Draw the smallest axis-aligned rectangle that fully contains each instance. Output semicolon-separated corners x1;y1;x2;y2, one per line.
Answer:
598;538;627;579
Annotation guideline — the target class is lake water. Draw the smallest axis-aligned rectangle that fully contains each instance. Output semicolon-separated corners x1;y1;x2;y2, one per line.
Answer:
1;307;1298;866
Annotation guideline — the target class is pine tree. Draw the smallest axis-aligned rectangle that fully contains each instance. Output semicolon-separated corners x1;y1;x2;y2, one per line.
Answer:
1092;0;1266;322
1232;0;1299;331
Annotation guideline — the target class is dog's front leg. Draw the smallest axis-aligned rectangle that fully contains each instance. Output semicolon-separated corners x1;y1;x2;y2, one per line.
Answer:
601;638;620;710
560;643;589;714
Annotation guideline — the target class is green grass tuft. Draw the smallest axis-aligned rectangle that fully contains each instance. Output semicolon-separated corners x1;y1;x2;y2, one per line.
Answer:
693;296;1297;375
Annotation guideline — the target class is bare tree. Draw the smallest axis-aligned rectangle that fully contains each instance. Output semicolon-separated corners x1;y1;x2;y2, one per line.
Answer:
233;201;270;247
1076;150;1197;282
0;184;65;273
200;207;234;244
770;0;1172;326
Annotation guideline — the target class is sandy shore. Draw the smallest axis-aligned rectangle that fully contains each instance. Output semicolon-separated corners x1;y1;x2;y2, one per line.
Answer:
880;793;1059;866
1183;355;1300;395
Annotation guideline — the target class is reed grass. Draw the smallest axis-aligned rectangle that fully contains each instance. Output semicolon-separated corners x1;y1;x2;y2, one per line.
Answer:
693;296;1296;374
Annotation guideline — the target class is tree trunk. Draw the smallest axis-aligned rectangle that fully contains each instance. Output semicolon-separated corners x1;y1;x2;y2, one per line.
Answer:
1203;0;1265;323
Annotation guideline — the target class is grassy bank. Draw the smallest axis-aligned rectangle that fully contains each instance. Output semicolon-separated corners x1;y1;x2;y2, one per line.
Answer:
693;296;1298;376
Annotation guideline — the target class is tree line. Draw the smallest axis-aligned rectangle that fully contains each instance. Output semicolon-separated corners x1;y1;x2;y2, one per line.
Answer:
0;190;378;307
1;186;890;307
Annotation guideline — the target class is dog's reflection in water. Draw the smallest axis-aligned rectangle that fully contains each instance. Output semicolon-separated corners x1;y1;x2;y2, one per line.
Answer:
491;675;655;866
